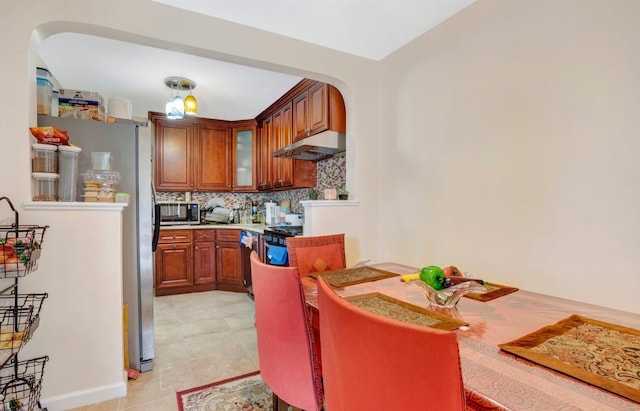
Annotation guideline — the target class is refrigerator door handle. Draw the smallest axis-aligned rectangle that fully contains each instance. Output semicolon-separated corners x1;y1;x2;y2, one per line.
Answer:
152;203;161;252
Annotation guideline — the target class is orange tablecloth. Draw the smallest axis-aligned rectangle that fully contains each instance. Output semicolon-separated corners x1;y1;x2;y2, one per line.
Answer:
302;263;640;411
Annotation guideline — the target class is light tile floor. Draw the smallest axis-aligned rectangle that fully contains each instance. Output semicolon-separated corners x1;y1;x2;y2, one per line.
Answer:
69;290;258;410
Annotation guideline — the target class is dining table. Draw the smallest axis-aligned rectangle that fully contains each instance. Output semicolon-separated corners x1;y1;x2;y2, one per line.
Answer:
302;262;640;411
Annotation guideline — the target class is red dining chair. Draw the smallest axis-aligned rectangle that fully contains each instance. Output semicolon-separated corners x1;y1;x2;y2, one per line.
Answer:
317;278;467;410
249;251;323;411
285;233;346;277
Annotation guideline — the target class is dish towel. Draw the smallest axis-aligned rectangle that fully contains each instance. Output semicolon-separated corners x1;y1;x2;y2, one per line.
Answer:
267;245;288;266
239;231;254;248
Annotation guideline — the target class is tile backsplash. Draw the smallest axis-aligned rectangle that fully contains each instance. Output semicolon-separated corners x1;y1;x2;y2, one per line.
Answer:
156;154;345;214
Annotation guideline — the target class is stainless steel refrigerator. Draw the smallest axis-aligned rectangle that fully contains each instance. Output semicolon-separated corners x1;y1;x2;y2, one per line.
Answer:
38;115;157;372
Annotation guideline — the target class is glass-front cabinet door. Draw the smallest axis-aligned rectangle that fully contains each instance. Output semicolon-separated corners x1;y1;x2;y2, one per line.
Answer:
232;123;257;191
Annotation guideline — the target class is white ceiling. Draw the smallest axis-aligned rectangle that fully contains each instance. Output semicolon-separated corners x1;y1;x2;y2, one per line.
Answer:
38;0;474;121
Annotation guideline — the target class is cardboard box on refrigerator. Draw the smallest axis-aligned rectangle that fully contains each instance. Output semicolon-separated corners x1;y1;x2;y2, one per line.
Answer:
58;89;106;121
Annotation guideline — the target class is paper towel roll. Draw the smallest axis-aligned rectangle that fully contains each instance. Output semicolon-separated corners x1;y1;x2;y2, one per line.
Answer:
107;97;132;119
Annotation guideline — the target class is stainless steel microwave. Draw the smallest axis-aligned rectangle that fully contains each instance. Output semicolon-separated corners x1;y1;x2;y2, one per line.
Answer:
157;201;200;225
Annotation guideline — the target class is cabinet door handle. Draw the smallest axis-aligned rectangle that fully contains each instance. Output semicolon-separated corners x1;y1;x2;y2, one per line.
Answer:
173;244;176;249
172;235;176;239
195;246;199;250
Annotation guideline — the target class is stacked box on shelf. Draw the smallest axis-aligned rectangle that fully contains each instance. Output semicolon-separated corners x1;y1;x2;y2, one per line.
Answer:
58;89;105;121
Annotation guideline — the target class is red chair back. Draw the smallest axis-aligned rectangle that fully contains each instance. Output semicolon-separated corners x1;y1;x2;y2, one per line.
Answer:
317;278;466;410
250;251;323;411
286;233;346;276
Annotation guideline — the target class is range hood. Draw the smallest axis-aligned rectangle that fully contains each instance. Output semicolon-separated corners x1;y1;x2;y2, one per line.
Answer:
273;130;345;161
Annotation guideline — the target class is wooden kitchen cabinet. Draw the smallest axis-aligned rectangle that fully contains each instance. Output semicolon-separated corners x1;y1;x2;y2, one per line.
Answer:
272;102;294;188
193;229;216;285
255;80;346;191
154;228;255;295
155;229;193;295
293;82;329;141
153;117;195;191
232;121;258;191
292;81;346;142
155;229;220;296
257;115;273;190
215;229;245;292
152;113;260;193
196;123;232;191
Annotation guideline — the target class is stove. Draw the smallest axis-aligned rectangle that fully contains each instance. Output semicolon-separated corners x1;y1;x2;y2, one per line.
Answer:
263;225;303;244
263;225;303;265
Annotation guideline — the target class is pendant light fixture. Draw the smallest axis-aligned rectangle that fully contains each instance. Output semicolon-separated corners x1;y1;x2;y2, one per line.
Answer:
184;82;198;116
164;77;197;119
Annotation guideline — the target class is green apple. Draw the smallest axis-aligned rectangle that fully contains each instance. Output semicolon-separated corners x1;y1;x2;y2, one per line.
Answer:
419;266;445;290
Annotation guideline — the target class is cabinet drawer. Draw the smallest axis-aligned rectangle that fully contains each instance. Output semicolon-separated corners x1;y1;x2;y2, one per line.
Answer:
194;229;216;242
216;229;241;242
158;229;192;243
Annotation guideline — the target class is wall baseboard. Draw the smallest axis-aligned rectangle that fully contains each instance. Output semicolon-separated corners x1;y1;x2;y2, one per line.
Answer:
40;377;127;411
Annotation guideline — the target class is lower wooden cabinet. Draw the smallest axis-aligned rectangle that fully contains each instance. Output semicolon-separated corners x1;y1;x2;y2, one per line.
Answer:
215;229;245;292
194;229;216;285
155;228;246;296
155;230;193;295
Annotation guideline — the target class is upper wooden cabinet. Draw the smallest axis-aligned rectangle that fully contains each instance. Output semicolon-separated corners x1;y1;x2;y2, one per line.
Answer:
256;80;345;191
292;81;345;141
151;113;257;192
272;102;294;188
196;123;232;191
151;79;342;193
293;82;329;141
153;117;195;191
257;116;273;191
232;122;258;192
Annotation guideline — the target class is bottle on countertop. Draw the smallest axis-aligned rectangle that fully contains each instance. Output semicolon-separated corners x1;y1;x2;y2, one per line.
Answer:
252;200;258;223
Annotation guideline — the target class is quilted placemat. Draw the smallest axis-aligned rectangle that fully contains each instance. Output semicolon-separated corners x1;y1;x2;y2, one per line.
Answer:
464;282;519;302
311;266;399;287
345;292;468;331
499;314;640;403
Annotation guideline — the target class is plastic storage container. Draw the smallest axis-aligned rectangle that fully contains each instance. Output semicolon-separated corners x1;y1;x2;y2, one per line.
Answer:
32;143;58;173
36;67;54;116
81;169;120;202
32;172;59;201
91;152;112;170
57;145;82;202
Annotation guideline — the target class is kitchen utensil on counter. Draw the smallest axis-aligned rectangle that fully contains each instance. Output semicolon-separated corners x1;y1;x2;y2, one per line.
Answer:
265;202;278;225
203;197;232;223
284;213;303;226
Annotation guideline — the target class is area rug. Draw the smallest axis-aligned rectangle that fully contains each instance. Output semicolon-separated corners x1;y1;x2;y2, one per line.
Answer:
499;314;640;403
176;371;273;411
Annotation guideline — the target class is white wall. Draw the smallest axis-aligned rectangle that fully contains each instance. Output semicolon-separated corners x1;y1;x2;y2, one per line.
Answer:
378;0;640;314
16;206;127;409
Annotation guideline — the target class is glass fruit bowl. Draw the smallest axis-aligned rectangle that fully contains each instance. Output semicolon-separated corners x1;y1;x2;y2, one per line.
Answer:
406;279;486;309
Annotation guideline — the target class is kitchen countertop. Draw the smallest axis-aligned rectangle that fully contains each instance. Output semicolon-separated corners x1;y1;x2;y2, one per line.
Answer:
160;223;267;234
